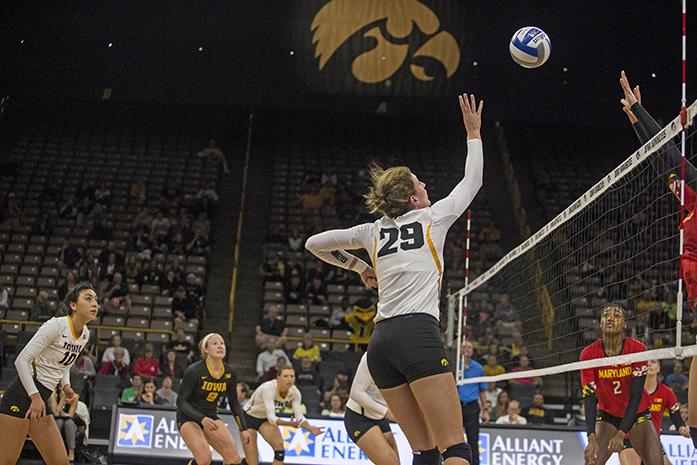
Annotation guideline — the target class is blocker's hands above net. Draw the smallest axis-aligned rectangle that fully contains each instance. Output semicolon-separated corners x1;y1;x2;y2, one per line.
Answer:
620;70;642;123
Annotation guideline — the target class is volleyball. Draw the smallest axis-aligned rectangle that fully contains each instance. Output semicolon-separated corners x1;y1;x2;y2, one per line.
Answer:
509;26;551;68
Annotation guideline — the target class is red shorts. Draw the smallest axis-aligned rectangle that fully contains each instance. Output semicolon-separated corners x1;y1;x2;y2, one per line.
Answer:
682;256;697;308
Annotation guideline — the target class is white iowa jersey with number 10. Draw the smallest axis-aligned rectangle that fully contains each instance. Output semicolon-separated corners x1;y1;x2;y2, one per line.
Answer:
22;316;90;389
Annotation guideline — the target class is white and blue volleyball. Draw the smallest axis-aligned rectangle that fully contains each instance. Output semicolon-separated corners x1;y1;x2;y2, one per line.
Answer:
509;27;551;68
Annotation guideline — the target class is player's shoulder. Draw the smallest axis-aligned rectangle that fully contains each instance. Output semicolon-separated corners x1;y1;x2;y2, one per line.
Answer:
657;382;675;398
223;363;236;380
623;337;647;352
184;359;206;376
579;339;603;359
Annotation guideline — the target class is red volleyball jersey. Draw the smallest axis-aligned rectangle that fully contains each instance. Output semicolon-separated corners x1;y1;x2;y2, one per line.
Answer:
580;337;650;418
682;185;697;260
647;383;680;436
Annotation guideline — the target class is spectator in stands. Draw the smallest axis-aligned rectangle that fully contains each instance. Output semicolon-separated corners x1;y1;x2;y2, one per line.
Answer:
98;241;124;267
30;291;52;321
495;400;527;425
197;139;230;173
323;369;351;404
255;337;290;380
263;356;289;381
507;330;525;364
124;256;141;283
184;273;203;301
261;252;286;283
70;353;96;377
288;228;305;252
480;218;501;242
296;357;323;391
493;294;520;332
134;343;161;380
59;194;78;220
139;380;162;405
50;388;80;462
168;259;185;281
483;355;505;377
102;335;131;365
194;181;219;204
292;333;321;363
1;192;23;228
193;211;211;237
120;374;144;402
0;288;8;314
160;348;185;379
492;390;509;422
186;226;210;256
510;356;537;385
326;266;349;286
98;252;121;281
305;276;328;305
521;393;553;425
172;285;197;323
57;271;77;301
59;239;82;270
98;347;130;380
102;272;131;313
255;304;288;348
568;401;586;427
285;274;305;305
293;185;323;211
151;209;171;238
156;376;178;405
321;394;346;418
483;382;502;410
167;328;195;361
77;252;99;282
161;269;181;296
129;179;147;204
237;383;251;407
666;360;689;390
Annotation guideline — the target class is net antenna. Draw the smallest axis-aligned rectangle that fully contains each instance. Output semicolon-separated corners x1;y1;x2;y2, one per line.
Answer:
448;101;697;386
677;0;689;357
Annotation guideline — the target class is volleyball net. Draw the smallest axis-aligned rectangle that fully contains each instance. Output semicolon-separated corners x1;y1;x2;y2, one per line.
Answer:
448;100;697;388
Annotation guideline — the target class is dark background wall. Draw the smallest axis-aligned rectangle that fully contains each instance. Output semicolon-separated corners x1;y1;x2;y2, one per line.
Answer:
1;0;694;124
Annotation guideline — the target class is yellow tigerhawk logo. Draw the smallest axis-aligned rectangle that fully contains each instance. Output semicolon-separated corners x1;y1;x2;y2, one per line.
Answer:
10;405;20;413
354;431;361;437
311;0;460;84
440;358;449;367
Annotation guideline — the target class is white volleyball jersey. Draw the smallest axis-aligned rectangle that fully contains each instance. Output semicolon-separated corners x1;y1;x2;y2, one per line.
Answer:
347;354;387;420
15;316;90;396
305;139;483;322
243;380;305;425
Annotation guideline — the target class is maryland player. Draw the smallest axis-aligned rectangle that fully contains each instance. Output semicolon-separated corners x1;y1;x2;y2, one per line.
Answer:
176;333;249;465
0;283;97;465
306;93;484;465
619;71;697;310
242;366;324;465
619;359;690;465
580;304;662;465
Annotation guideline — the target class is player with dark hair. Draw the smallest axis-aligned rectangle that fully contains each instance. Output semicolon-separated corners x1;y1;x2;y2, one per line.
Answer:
176;333;249;465
242;366;324;465
619;359;689;465
620;70;697;310
306;93;484;465
580;304;662;465
0;282;98;465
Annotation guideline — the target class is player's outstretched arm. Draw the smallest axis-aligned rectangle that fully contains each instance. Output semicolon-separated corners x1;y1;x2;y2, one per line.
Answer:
431;93;484;226
305;225;375;288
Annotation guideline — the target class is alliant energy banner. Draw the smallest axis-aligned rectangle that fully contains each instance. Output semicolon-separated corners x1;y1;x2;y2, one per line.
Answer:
110;406;696;464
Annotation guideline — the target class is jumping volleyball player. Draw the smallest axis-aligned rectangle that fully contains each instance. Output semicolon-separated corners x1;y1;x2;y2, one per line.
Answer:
619;70;697;310
344;353;400;465
306;93;484;465
619;359;690;465
176;333;249;465
242;366;324;465
0;282;97;465
580;304;663;465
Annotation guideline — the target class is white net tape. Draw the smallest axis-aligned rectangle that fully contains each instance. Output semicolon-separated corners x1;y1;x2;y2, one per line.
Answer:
450;100;697;385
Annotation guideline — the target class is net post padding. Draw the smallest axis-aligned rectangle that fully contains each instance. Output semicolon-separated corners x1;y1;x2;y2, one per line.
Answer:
458;344;697;385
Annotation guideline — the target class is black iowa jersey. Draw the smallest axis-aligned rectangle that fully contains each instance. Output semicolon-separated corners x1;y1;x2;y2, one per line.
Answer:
176;359;246;431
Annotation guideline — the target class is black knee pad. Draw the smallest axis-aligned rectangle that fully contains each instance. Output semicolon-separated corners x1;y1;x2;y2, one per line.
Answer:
412;447;440;465
273;450;285;462
442;442;472;463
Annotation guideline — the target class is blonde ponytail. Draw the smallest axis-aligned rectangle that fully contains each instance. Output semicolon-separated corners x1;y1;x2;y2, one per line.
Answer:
364;164;415;218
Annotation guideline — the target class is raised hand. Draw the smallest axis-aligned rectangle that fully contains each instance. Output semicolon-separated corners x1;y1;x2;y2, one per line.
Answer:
459;93;484;140
620;70;641;123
